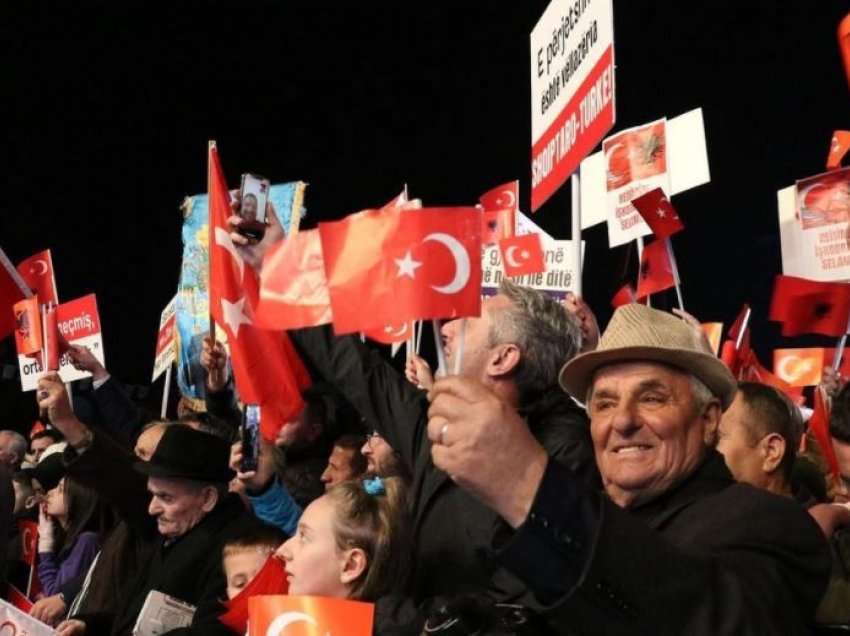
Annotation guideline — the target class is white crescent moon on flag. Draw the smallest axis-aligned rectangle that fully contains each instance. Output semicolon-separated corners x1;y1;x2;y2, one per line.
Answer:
604;143;624;168
32;259;49;276
500;190;516;208
797;183;825;212
423;233;470;295
776;355;801;383
265;611;322;636
384;322;409;338
504;245;523;268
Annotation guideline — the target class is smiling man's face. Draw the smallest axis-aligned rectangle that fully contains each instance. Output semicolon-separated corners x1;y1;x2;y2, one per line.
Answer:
588;361;717;508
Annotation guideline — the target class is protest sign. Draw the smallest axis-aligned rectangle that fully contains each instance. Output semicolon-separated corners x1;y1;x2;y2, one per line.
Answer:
778;167;850;282
152;294;177;382
602;118;672;247
579;107;711;232
482;237;583;299
249;596;374;636
0;598;53;635
16;294;104;392
530;0;615;211
175;182;304;404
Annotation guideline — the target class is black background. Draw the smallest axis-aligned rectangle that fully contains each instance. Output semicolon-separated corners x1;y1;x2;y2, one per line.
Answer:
3;1;849;429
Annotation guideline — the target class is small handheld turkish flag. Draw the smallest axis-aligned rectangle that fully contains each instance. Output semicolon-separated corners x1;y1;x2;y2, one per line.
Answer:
17;249;58;305
498;233;545;278
827;130;850;170
248;595;374;636
363;321;415;345
320;206;481;335
631;188;683;239
479;180;519;213
635;240;675;299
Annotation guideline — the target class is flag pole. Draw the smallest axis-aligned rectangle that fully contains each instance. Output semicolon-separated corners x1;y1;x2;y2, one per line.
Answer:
570;173;582;297
207;140;217;344
735;307;752;351
415;320;423;355
452;319;466;376
665;238;685;311
833;313;850;371
161;364;172;419
432;320;447;377
636;237;650;308
0;247;33;298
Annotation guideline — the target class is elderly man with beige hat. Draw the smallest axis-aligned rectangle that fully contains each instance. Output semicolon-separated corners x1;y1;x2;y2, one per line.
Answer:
427;303;831;634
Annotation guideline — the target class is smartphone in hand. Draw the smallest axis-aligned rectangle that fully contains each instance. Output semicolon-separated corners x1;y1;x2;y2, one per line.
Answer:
237;173;270;242
240;404;261;473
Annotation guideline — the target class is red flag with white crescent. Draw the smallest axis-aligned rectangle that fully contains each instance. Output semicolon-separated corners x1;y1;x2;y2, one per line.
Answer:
248;595;374;636
319;206;481;335
479;180;519;213
17;249;58;305
362;321;415;345
498;233;545;278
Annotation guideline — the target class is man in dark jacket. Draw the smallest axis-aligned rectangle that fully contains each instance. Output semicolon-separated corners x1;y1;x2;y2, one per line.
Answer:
289;280;596;610
37;373;259;636
427;303;831;634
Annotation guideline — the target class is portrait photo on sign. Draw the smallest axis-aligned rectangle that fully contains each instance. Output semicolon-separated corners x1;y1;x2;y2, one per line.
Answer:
796;167;850;230
238;173;271;241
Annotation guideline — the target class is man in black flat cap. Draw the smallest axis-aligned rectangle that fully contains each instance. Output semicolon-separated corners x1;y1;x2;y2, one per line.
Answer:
36;372;259;636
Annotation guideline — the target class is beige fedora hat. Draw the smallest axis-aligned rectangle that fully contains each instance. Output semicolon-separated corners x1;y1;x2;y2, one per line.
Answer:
559;303;737;410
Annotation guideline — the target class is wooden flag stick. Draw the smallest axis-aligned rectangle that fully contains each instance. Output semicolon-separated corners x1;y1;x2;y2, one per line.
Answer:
432;319;447;377
833;312;850;371
636;236;650;308
453;319;466;376
161;364;172;419
571;173;582;297
665;238;685;311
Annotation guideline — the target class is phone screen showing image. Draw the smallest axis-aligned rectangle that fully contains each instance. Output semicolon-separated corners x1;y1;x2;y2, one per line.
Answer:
240;404;261;473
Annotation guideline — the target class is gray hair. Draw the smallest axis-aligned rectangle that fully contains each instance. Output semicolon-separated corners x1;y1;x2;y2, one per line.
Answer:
490;280;583;401
0;431;28;466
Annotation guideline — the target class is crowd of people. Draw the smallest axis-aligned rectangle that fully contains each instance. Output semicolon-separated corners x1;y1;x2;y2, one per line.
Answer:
4;218;850;635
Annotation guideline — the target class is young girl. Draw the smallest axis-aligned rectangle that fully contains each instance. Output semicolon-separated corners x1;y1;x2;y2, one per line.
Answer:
277;475;410;601
36;469;102;599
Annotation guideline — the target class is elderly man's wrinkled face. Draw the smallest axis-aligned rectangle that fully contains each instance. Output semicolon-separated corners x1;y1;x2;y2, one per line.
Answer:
147;477;217;539
588;362;719;508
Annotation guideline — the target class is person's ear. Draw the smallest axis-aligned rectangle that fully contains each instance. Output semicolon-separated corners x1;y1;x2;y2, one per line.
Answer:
339;547;368;586
760;433;786;474
200;486;220;513
486;343;521;378
701;401;722;446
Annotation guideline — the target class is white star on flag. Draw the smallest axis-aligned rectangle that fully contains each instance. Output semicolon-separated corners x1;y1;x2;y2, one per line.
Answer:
656;208;666;218
221;296;252;337
215;227;244;281
395;250;422;279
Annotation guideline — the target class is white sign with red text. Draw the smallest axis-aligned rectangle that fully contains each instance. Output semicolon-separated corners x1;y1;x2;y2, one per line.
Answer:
17;294;105;392
0;598;53;635
152;295;177;382
482;237;584;299
530;0;615;211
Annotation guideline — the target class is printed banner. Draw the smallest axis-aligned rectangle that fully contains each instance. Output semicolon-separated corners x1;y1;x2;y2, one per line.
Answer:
0;598;53;635
152;294;177;382
482;237;584;299
778;167;850;282
603;118;672;247
175;183;304;401
530;0;615;211
17;294;104;392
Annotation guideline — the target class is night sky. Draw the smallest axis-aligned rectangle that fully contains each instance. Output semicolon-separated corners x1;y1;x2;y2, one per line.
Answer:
3;2;849;430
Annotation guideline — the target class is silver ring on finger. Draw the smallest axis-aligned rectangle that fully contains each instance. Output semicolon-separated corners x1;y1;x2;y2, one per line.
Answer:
439;423;449;446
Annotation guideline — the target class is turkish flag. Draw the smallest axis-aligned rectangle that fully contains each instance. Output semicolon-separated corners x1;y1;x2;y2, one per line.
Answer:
499;233;545;278
13;297;41;355
0;247;27;340
810;388;841;478
611;284;636;308
320;206;481;335
481;208;514;246
7;583;32;612
363;320;415;345
635;240;675;299
382;189;422;211
208;142;310;440
17;249;58;305
769;275;850;337
479;180;519;213
254;229;333;331
248;596;374;636
630;187;683;239
773;348;825;387
219;556;288;635
827;130;850;169
18;519;37;567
